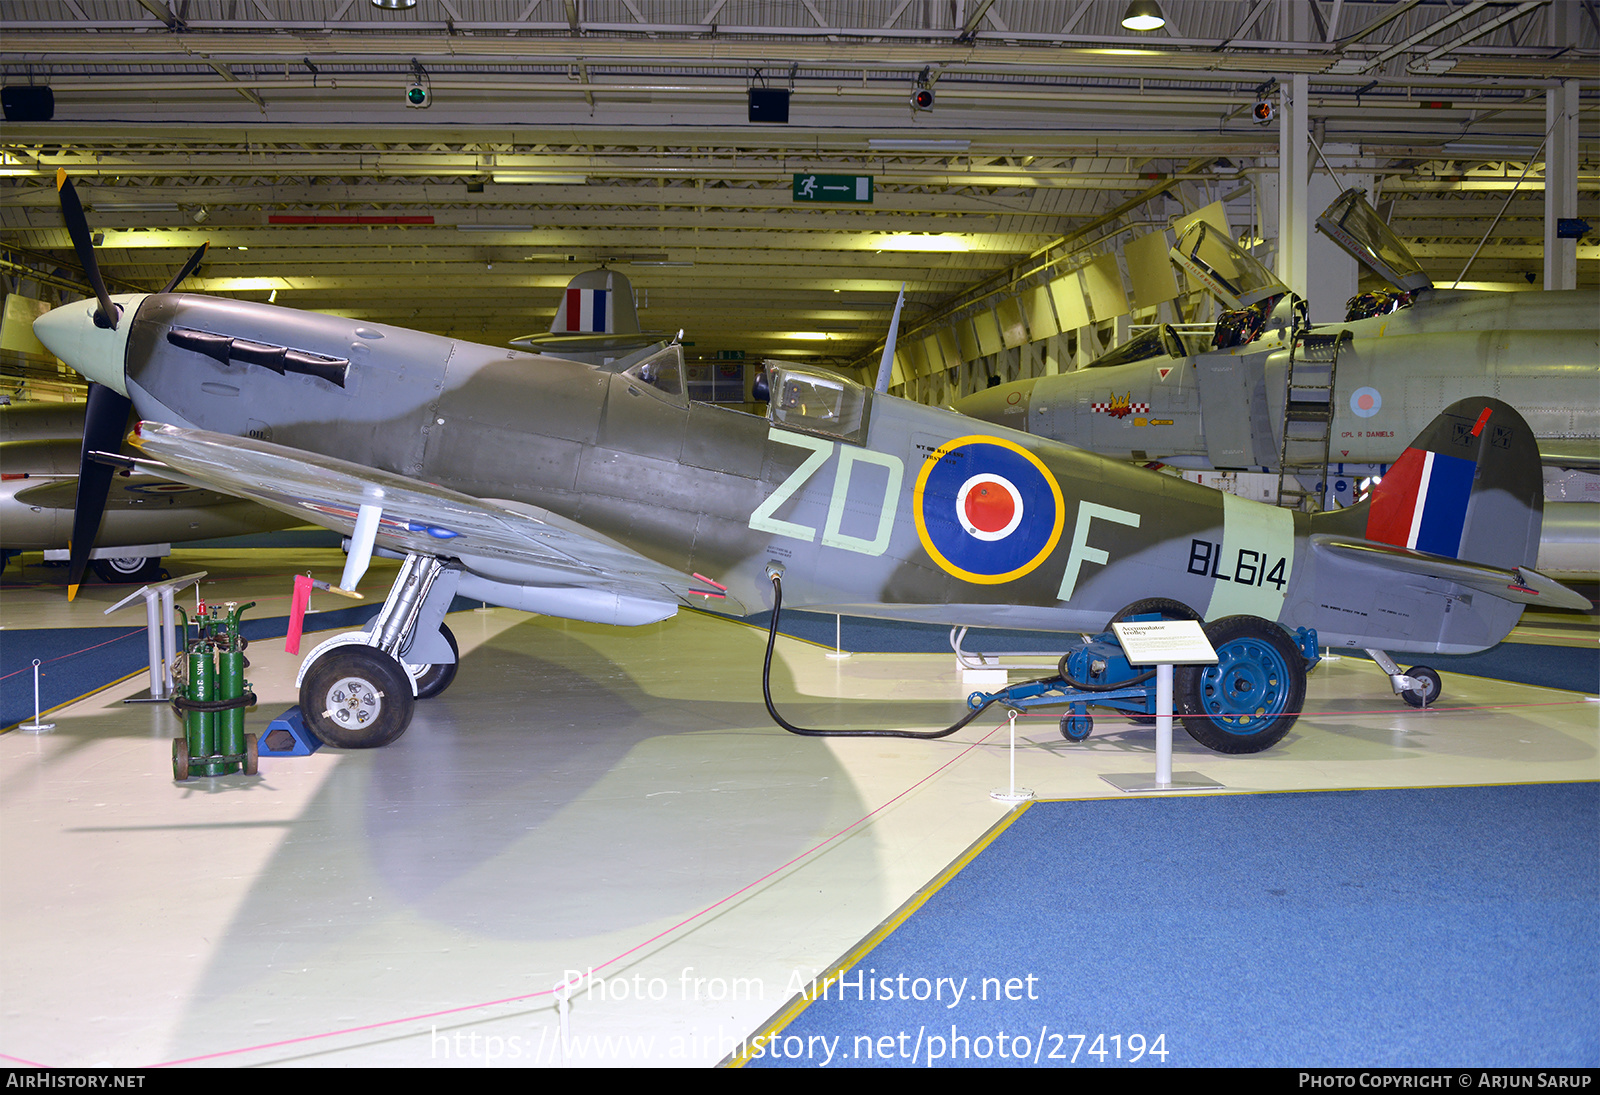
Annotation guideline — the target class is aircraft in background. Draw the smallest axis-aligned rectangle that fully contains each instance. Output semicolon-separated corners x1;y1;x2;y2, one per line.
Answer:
1;393;298;585
954;190;1598;573
958;193;1596;477
509;266;669;370
33;171;1588;757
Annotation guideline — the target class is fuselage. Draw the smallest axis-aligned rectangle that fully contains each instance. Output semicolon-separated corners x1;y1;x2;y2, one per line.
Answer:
957;324;1599;471
35;291;1542;655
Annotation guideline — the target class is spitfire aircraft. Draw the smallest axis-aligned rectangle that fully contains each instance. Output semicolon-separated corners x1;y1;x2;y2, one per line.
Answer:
33;173;1589;756
955;190;1598;482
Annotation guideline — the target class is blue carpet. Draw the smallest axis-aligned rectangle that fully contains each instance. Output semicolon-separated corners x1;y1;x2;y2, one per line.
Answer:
0;598;475;731
746;784;1598;1068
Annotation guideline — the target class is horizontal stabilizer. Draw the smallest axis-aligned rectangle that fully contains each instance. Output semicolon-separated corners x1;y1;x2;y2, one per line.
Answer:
1312;534;1592;611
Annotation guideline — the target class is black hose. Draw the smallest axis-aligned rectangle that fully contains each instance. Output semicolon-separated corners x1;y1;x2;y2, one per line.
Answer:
760;573;1048;740
170;691;257;714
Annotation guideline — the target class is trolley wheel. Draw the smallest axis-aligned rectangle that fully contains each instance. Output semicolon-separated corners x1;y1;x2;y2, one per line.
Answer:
410;623;460;700
1176;616;1305;754
1401;666;1442;709
300;647;415;749
243;733;259;776
172;737;191;781
1059;713;1094;742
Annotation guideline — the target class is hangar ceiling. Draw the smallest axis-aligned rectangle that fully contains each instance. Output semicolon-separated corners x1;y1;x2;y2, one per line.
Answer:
1;0;1596;371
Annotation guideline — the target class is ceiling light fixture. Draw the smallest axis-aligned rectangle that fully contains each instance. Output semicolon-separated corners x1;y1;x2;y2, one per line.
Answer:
868;139;970;152
93;202;179;212
874;234;971;253
1120;1;1166;31
370;0;417;9
490;173;588;185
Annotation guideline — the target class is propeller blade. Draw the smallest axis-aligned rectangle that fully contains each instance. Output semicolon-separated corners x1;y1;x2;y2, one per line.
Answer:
55;169;118;330
160;240;209;294
65;382;133;600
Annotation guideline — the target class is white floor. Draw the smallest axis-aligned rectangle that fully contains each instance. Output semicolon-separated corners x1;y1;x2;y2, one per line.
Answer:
2;549;1596;1068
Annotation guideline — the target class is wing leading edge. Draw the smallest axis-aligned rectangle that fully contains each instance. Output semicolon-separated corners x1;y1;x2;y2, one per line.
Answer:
127;421;743;618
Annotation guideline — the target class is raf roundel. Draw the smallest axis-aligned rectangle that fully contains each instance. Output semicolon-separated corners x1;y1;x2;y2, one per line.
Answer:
1350;385;1382;418
915;436;1065;584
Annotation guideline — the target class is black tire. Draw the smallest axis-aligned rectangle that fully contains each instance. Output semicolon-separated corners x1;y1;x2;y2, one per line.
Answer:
1176;615;1305;754
93;555;164;584
172;737;190;781
1105;597;1204;630
1105;599;1204;724
410;623;460;700
1059;714;1093;742
1401;666;1442;709
300;646;415;749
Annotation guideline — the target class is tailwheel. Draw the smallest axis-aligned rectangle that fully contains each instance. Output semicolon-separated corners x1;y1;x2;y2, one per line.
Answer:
1401;666;1442;709
1176;616;1305;754
300;647;415;749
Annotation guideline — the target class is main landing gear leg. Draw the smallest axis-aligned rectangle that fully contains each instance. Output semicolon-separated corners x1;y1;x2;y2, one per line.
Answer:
295;553;462;748
1365;648;1442;709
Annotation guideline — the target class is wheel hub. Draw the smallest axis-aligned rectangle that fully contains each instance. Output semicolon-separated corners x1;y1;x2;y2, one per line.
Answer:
324;677;383;726
1201;639;1288;730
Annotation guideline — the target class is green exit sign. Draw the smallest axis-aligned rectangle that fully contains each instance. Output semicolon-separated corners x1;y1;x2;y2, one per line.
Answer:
793;174;873;203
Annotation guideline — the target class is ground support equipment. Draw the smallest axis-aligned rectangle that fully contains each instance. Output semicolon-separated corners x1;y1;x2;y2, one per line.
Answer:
965;617;1319;755
171;600;258;780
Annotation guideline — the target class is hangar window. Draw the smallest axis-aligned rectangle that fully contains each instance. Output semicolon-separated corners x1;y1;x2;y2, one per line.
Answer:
766;363;870;445
622;344;686;405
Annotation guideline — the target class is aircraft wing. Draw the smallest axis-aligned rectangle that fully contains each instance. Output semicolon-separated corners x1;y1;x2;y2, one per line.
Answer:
12;474;245;511
126;421;741;613
1311;534;1592;611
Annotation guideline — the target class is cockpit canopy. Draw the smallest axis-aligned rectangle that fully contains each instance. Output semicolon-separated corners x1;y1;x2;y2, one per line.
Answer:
1169;220;1290;309
1315;188;1434;293
762;362;871;445
1084;323;1206;369
621;343;685;403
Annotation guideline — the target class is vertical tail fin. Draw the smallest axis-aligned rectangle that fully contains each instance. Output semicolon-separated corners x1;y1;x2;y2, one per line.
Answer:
549;267;642;337
1360;397;1542;568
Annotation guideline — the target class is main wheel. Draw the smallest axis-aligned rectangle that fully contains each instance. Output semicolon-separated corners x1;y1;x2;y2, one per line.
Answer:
1401;665;1442;709
93;555;164;584
1176;616;1305;754
300;647;415;749
1106;599;1205;724
409;623;460;700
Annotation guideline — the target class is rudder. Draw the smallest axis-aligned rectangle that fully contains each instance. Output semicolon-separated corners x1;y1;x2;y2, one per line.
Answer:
1362;397;1542;569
